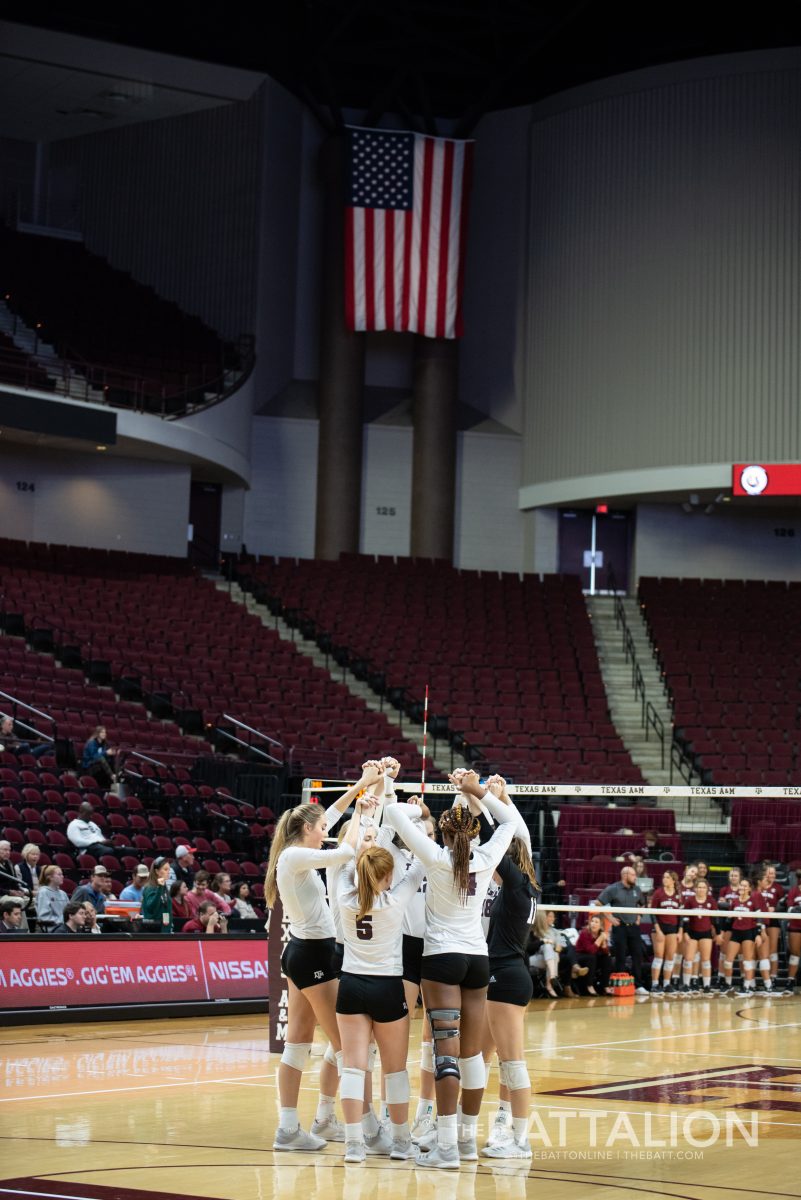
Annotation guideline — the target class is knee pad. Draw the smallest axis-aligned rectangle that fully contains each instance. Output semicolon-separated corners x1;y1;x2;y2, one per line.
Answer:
340;1066;366;1102
420;1040;434;1074
769;953;779;964
651;958;663;972
693;953;700;966
499;1060;529;1092
742;960;756;971
789;955;800;967
323;1043;337;1067
459;1053;485;1090
385;1070;410;1104
682;960;693;971
335;1050;344;1075
759;959;771;972
280;1042;311;1071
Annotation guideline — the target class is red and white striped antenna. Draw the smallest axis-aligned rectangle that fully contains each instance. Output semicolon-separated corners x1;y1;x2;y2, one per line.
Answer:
420;684;429;797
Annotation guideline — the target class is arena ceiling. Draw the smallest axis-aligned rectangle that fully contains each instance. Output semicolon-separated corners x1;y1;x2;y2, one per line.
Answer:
6;2;801;130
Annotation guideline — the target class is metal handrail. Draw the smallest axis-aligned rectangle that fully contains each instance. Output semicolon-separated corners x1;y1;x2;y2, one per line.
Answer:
0;689;56;742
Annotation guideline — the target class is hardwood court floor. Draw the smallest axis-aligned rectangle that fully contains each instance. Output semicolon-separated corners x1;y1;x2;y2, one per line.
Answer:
1;994;800;1200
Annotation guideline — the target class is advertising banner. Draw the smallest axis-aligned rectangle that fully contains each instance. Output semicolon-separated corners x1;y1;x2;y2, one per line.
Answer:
0;936;268;1012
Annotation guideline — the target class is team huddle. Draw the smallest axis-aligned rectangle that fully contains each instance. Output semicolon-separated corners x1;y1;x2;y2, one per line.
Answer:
265;760;538;1168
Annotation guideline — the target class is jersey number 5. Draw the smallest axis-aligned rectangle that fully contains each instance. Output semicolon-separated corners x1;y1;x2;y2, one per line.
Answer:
355;916;373;941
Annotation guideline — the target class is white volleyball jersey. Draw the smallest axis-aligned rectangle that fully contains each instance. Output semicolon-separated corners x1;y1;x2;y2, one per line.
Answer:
376;824;428;938
383;798;517;956
276;842;354;939
481;878;501;939
337;859;425;975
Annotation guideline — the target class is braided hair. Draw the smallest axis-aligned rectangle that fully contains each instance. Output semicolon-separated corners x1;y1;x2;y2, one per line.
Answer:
438;804;481;905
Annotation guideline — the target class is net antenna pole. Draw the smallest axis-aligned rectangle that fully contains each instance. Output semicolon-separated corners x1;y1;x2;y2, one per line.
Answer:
420;684;429;797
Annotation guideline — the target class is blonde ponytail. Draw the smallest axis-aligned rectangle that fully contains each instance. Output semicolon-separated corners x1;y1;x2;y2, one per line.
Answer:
265;803;324;908
356;846;394;920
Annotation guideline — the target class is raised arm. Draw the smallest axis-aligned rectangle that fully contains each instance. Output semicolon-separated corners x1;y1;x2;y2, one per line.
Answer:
383;802;441;868
281;843;355;872
388;858;426;904
325;760;383;831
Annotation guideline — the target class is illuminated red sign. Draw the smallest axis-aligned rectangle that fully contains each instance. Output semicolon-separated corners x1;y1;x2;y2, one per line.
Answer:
0;938;268;1011
732;463;801;496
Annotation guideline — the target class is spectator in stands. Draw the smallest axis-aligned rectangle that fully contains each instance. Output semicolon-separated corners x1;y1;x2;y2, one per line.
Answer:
141;857;173;932
119;864;150;902
211;872;234;907
185;870;232;918
0;715;50;759
15;843;41;908
0;839;24;900
593;865;648;994
0;896;24;932
630;855;654;895
181;900;228;935
231;881;262;919
170;880;192;922
80;901;102;934
639;830;672;860
81;725;116;786
36;865;69;931
51;901;87;934
72;865;112;914
172;845;197;888
67;801;116;858
574;914;612;995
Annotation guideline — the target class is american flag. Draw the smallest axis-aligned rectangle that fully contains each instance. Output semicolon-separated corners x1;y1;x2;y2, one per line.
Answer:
345;126;474;340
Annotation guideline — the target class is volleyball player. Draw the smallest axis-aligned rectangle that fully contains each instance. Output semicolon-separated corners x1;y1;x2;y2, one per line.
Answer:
479;832;539;1159
336;795;425;1163
716;866;742;990
382;769;519;1169
784;880;801;993
678;865;700;993
721;879;769;996
683;878;717;994
266;762;383;1151
756;865;784;989
649;870;682;995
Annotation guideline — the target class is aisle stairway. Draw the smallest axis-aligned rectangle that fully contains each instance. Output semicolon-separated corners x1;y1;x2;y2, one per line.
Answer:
587;595;723;827
216;580;458;778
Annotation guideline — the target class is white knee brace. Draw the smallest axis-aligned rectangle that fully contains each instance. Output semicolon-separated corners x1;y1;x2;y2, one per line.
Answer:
459;1053;486;1090
743;960;756;971
340;1065;366;1102
281;1042;311;1071
769;953;779;965
323;1043;338;1066
385;1070;410;1104
499;1060;529;1092
789;955;800;967
651;958;663;973
759;959;771;972
420;1040;434;1074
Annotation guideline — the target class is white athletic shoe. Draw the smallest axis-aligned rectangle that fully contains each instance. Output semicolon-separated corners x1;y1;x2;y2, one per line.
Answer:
364;1127;393;1156
484;1114;514;1150
457;1135;478;1161
390;1137;418;1160
411;1112;436;1142
273;1125;326;1152
480;1140;533;1160
415;1143;460;1169
344;1139;366;1163
635;986;650;996
414;1125;439;1152
310;1115;345;1142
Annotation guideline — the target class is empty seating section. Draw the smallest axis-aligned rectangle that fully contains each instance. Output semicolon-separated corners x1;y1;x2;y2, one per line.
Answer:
239;555;642;783
0;539;430;781
639;578;801;786
730;798;801;864
555;807;682;898
0;330;54;392
0;224;234;406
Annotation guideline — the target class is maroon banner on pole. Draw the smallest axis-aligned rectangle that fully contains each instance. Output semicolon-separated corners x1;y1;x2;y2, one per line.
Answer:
268;900;291;1053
